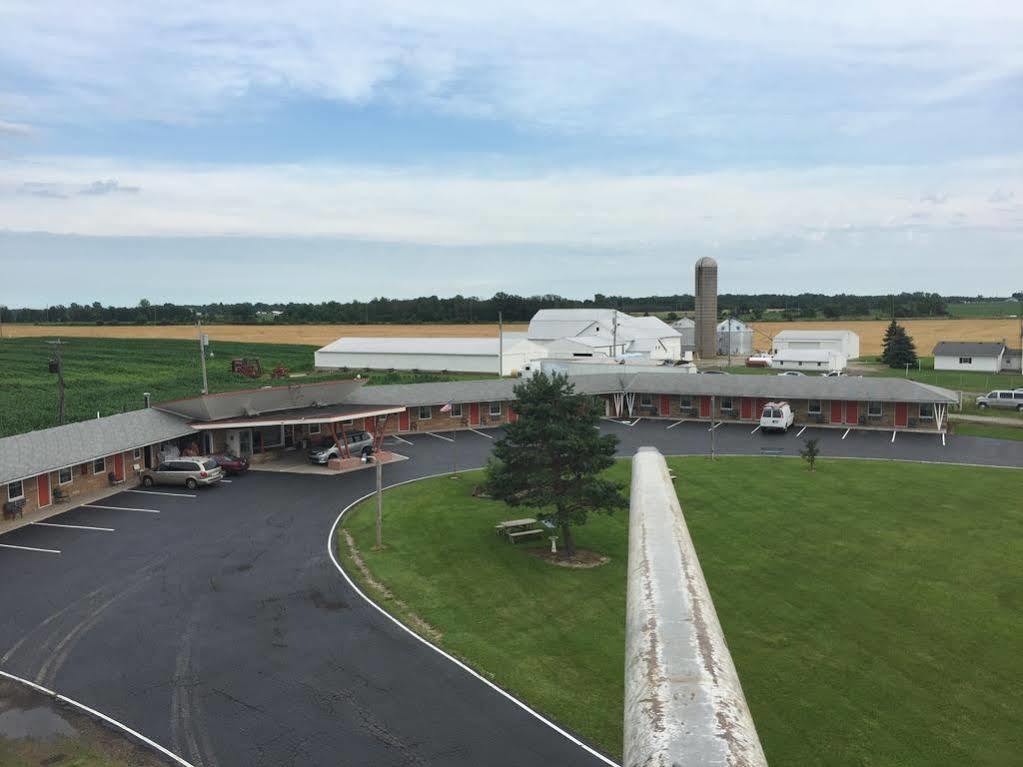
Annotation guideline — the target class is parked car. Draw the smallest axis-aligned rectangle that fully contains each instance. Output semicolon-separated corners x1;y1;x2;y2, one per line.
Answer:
307;430;375;464
746;353;772;368
141;458;223;489
777;371;806;376
822;370;846;377
759;401;794;432
212;454;250;475
975;390;1023;411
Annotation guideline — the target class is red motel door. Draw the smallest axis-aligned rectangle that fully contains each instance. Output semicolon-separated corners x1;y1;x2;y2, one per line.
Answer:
398;410;410;431
113;453;125;481
659;395;670;417
469;402;481;426
756;398;769;413
37;474;51;507
845;401;859;425
699;396;712;418
829;400;844;424
507;406;518;424
894;402;908;428
364;417;375;434
740;398;753;419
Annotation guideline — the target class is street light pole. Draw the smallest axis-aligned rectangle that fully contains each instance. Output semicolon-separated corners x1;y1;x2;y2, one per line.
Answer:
47;339;66;425
197;317;209;395
375;452;383;549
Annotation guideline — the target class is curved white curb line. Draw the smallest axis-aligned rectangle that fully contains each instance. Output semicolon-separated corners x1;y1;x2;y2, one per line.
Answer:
327;468;621;767
0;668;196;767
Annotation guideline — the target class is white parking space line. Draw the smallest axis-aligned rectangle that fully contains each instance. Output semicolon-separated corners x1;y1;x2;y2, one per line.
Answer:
891;431;897;444
942;433;946;447
842;428;851;440
665;420;685;430
0;543;61;554
628;418;642;427
126;489;196;498
220;479;233;484
468;428;494;439
32;522;115;532
83;504;160;514
708;421;723;431
796;425;807;437
750;425;761;435
424;431;454;443
389;434;414;446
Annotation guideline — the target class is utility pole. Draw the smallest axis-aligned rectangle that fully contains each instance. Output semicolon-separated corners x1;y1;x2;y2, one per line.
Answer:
47;339;66;425
197;316;209;395
710;395;716;459
727;314;732;368
613;310;618;357
375;452;383;549
498;311;504;377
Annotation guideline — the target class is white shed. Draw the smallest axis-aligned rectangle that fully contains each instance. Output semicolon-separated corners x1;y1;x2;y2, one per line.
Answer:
771;349;847;372
772;329;860;360
314;334;546;376
932;342;1006;373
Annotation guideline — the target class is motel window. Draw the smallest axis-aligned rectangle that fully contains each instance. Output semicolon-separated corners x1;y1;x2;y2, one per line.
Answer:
959;357;972;365
133;448;142;460
640;394;652;407
679;396;692;409
808;400;822;415
309;423;321;435
58;466;73;485
7;480;24;501
489;401;502;417
418;406;432;420
450;403;463;418
919;403;934;420
720;397;734;411
93;458;106;475
341;419;354;426
868;401;883;418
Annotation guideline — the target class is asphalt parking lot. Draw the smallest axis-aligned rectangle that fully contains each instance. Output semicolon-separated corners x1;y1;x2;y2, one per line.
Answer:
0;423;1020;767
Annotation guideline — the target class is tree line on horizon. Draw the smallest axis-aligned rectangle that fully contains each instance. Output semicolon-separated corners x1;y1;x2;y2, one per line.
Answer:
0;291;998;326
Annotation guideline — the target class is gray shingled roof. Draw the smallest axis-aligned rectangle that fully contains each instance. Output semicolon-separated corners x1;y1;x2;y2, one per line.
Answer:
345;371;957;407
1;409;192;486
155;380;364;421
932;341;1006;357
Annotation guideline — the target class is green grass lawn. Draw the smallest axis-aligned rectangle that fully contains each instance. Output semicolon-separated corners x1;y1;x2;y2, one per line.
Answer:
952;422;1023;442
340;457;1023;765
0;337;494;437
858;357;1023;393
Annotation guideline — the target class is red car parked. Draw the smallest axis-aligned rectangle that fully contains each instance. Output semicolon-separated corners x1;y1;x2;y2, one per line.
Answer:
212;454;250;475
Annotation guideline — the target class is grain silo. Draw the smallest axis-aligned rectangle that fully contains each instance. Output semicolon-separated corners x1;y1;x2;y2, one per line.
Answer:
694;257;718;358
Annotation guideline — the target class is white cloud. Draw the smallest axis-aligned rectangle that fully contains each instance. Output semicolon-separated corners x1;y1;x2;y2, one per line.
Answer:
1;1;1021;137
0;120;33;136
2;154;1020;246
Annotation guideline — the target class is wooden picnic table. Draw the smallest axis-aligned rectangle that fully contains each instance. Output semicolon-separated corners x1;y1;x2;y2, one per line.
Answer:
495;517;537;532
495;517;545;543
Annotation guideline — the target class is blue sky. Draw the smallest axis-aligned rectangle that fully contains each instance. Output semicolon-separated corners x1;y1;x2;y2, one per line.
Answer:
1;1;1022;305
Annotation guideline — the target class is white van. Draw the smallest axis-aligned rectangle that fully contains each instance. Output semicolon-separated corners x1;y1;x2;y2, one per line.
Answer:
759;401;794;432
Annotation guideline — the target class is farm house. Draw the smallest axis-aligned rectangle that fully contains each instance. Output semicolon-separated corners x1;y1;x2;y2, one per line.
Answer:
772;329;860;360
932;341;1020;373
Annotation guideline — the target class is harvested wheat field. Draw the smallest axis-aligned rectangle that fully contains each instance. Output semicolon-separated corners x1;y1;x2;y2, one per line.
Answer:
752;319;1021;357
3;323;528;346
4;318;1017;355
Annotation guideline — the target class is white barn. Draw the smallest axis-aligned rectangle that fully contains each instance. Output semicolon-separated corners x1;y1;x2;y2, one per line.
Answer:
772;329;860;360
527;309;684;362
314;334;547;376
771;349;847;372
932;342;1009;373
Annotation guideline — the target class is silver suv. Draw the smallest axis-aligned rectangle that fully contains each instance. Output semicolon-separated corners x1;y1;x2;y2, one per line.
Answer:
975;389;1023;412
308;431;375;464
141;458;224;489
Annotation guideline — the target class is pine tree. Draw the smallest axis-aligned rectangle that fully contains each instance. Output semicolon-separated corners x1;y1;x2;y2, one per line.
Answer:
485;372;627;558
881;320;918;368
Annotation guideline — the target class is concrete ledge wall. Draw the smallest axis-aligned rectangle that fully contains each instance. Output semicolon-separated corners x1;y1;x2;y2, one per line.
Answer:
625;447;767;767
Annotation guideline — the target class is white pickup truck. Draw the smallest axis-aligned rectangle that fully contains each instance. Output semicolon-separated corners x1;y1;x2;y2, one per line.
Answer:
759;401;794;432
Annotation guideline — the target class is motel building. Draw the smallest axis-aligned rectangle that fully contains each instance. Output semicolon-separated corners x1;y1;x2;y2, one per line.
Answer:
3;374;957;524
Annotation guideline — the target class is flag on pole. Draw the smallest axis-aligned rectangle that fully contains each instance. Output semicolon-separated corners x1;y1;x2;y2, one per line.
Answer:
440;402;452;413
